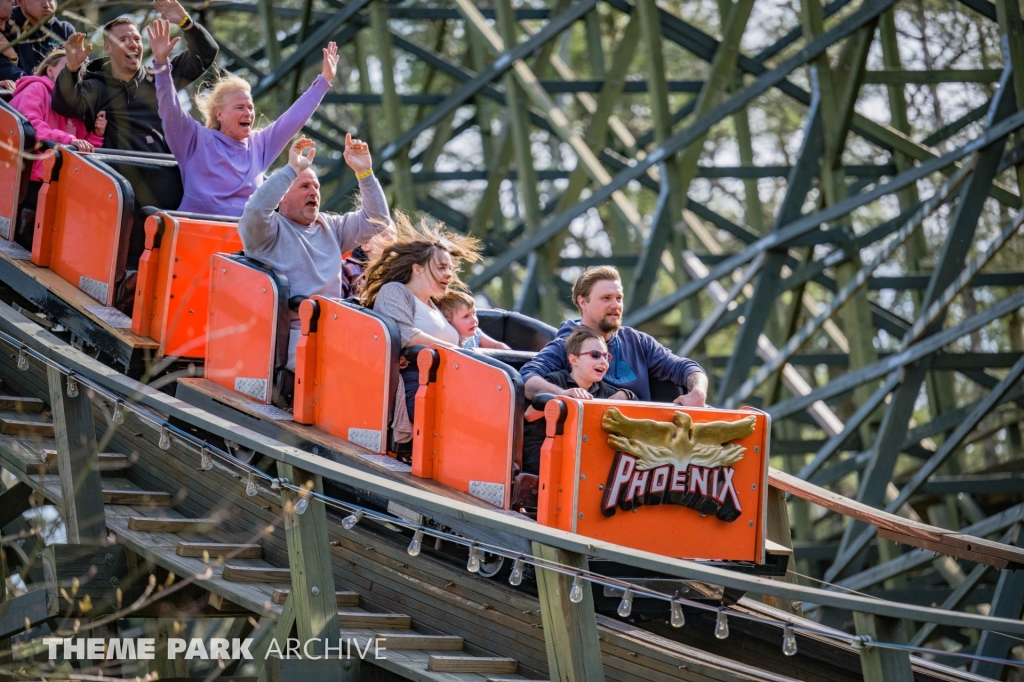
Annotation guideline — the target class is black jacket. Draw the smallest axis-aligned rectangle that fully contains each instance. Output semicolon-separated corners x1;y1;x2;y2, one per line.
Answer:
0;22;21;83
7;8;75;78
51;21;217;153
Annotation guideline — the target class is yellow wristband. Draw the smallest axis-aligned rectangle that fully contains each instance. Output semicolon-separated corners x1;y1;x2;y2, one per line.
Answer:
177;14;191;28
355;169;373;180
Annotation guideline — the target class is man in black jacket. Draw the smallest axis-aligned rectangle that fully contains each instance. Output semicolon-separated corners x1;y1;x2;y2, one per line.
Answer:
6;0;74;78
52;0;217;153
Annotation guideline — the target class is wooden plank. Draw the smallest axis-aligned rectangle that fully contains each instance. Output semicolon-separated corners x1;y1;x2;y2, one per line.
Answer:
41;544;138;616
878;528;1009;568
337;612;411;628
177;542;263;560
127;517;220;533
0;481;34;528
271;587;358;606
0;418;53;437
427;656;518;673
0;396;43;412
47;366;105;543
853;612;914;682
0;589;48;638
102;490;172;506
43;449;128;473
374;633;463;650
763;486;801;615
276;463;343;665
533;542;606;682
222;566;292;583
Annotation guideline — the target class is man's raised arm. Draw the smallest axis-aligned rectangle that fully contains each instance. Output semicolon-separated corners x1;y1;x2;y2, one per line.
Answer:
51;33;98;121
153;0;218;87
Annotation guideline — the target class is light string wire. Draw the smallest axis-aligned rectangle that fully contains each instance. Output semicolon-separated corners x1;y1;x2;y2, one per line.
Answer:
3;331;1023;669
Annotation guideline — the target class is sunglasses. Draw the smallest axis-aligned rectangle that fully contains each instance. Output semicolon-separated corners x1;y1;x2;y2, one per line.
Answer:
577;350;612;361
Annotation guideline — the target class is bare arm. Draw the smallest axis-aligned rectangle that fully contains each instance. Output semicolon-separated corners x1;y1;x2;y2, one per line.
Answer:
675;371;709;407
478;331;509;350
525;374;575;400
408;331;458;349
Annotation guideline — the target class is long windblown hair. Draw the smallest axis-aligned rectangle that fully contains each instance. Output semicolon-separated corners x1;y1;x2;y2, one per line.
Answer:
360;212;481;308
193;71;254;130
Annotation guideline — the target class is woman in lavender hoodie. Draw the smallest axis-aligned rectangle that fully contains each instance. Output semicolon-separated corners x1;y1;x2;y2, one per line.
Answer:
148;19;338;216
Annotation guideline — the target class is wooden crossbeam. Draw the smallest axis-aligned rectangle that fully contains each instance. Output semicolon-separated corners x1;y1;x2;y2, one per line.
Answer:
43;449;128;474
374;633;462;650
271;587;358;606
0;588;48;638
769;468;1024;568
221;566;291;583
127;517;219;533
177;542;262;560
0;418;53;437
337;612;411;628
102;490;171;506
0;396;44;412
427;656;518;673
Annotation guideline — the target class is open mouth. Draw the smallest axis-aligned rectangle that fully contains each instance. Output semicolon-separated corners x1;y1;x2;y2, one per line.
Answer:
239;120;252;130
305;200;318;209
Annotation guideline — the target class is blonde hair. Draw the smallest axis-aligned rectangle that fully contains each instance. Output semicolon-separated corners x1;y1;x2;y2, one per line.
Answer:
360;212;481;309
436;290;475;321
34;49;67;77
194;73;252;130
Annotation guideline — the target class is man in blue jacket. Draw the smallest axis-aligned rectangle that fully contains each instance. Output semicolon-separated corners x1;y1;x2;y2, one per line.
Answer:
521;266;709;405
6;0;74;78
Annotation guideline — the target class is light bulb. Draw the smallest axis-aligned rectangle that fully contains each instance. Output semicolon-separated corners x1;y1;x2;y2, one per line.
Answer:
670;600;685;628
112;401;125;424
245;472;258;497
293;496;309;515
17;347;28;371
617;589;633;618
199;447;213;471
407;530;424;557
569;573;585;604
66;374;78;398
342;510;364;530
158;426;171;450
508;556;524;585
466;545;481;573
782;625;797;656
714;609;729;639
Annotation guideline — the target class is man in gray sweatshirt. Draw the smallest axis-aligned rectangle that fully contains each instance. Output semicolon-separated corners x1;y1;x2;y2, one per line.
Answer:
238;135;392;369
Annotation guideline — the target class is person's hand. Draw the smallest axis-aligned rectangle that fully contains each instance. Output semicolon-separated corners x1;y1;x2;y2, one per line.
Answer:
343;132;372;175
674;391;706;407
93;111;107;137
71;138;94;153
0;33;15;59
288;136;316;172
563;387;593;400
0;80;14;91
321;41;339;82
65;33;93;72
152;0;187;25
146;19;180;63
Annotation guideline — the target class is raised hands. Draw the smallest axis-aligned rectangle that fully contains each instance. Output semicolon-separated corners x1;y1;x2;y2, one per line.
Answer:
288;136;316;173
343;132;372;176
146;19;181;63
321;41;339;83
152;0;187;25
65;33;93;72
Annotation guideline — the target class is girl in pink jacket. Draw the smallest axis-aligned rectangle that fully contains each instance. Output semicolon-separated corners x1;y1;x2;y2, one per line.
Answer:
10;49;105;182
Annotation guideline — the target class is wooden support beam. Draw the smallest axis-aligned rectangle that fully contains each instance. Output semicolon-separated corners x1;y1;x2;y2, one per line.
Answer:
271;587;358;606
102;490;171;506
127;517;219;533
222;566;292;583
762;486;801;615
532;542;606;682
277;463;353;678
0;481;34;528
0;588;48;638
177;542;263;560
853;612;913;682
47;366;105;544
374;633;462;650
427;656;518;673
41;544;137;616
42;449;128;474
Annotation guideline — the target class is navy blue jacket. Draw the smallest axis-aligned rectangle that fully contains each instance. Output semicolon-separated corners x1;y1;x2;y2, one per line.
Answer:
520;320;705;402
8;8;75;79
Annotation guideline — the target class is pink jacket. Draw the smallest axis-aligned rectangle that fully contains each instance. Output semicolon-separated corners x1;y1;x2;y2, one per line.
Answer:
10;76;103;181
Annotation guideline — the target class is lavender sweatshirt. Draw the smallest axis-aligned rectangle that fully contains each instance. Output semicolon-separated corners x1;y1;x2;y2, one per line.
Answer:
154;60;331;215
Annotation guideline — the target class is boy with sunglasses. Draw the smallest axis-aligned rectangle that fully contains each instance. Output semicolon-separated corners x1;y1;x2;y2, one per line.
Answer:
521;326;635;475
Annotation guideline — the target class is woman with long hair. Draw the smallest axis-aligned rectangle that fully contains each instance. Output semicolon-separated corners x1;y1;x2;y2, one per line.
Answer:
361;214;480;439
148;18;339;215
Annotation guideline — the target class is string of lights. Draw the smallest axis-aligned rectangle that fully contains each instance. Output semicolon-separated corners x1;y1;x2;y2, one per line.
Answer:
3;330;1023;669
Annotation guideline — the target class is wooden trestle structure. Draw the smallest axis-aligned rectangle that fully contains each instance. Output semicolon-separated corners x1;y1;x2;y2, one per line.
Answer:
1;288;1023;680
